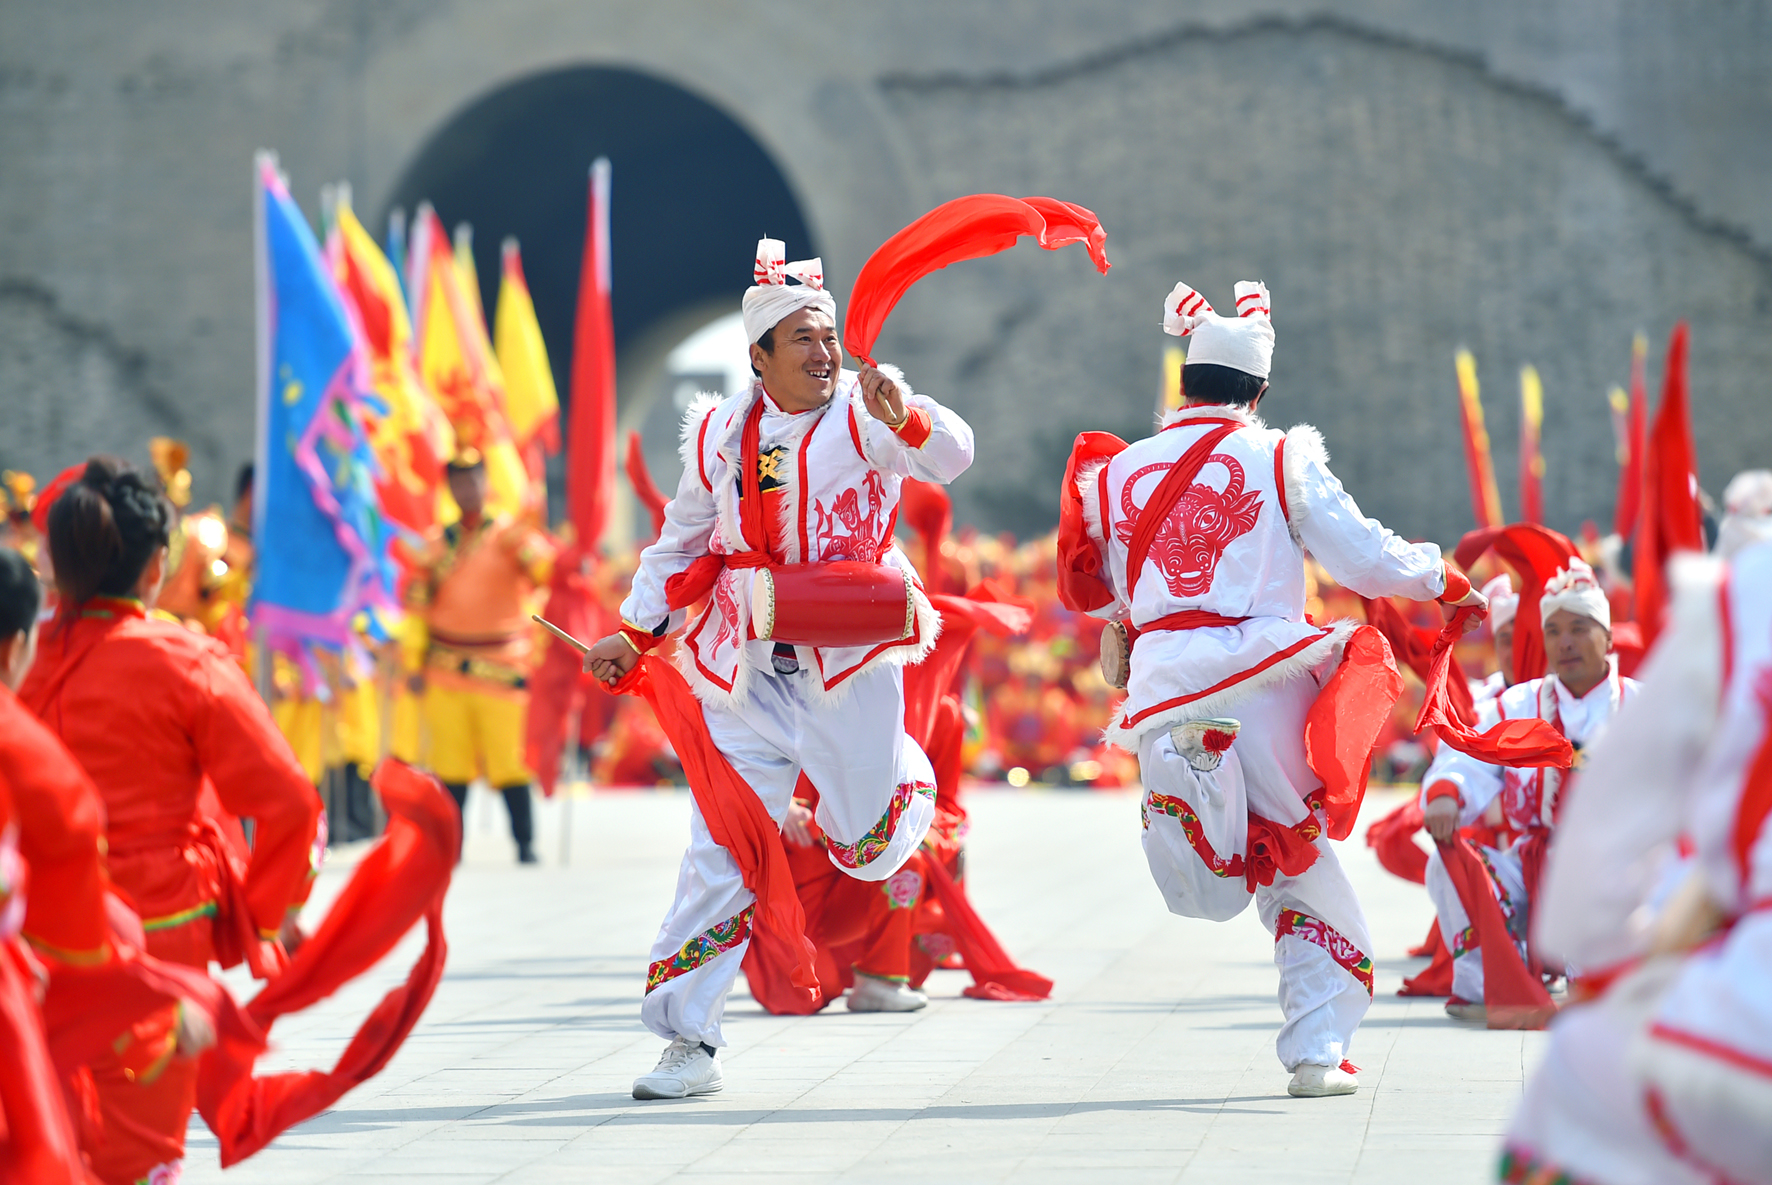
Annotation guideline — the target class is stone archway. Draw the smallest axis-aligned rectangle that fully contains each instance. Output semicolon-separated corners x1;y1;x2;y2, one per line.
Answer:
381;64;814;528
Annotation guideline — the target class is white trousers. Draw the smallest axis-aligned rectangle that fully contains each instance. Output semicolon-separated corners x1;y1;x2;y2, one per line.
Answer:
1422;840;1528;1003
1137;675;1374;1072
641;663;936;1046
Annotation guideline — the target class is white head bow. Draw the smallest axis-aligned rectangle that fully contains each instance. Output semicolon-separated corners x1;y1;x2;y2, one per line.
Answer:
1161;279;1274;378
1481;574;1519;631
743;237;836;344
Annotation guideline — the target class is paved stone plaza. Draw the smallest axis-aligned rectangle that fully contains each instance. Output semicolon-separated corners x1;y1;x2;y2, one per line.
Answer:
186;786;1542;1184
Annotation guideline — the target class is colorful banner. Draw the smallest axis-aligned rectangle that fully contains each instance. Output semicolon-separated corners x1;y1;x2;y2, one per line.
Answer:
250;153;396;661
1454;349;1505;530
330;196;454;544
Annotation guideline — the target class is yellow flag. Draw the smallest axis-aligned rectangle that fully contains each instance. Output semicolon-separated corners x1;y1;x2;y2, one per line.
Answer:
409;205;527;520
494;237;561;453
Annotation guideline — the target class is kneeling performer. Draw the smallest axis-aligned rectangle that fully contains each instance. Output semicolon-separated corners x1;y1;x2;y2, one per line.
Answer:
581;239;974;1098
1058;280;1484;1096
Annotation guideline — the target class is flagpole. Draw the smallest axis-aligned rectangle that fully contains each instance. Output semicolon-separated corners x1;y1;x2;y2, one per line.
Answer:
252;150;275;708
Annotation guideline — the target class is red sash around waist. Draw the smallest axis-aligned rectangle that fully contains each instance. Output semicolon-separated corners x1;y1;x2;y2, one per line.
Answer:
1129;609;1252;647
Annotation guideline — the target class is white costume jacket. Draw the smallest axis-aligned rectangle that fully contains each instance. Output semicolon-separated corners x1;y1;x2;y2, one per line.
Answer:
1074;404;1447;748
621;367;973;710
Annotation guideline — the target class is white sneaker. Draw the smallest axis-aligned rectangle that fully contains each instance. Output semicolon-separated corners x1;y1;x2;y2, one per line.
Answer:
846;973;928;1012
1287;1062;1358;1097
632;1036;724;1099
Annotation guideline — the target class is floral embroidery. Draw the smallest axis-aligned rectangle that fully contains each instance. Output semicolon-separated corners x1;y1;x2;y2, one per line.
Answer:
1449;924;1478;960
826;781;934;870
1274;908;1375;996
141;1160;184;1185
884;869;922;909
646;905;754;993
1143;791;1243;880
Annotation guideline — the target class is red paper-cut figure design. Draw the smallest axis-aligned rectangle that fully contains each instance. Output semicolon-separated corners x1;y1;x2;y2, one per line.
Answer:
1116;455;1263;598
815;470;889;563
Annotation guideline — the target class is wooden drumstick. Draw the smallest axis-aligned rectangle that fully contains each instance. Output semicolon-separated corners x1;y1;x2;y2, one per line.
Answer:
532;614;591;656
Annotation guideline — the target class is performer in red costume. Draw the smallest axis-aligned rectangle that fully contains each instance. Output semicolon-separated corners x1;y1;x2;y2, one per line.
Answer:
1059;279;1486;1097
1420;559;1638;1022
20;459;323;1185
581;238;974;1099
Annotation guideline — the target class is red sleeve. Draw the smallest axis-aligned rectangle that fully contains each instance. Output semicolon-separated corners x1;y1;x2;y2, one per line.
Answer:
0;690;110;962
1424;780;1461;805
1437;563;1472;605
891;407;933;450
188;643;322;936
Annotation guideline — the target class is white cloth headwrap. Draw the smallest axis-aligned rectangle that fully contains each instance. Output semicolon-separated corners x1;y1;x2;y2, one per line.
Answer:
741;237;835;344
1539;559;1610;630
1481;574;1519;631
1717;469;1772;559
1160;279;1274;378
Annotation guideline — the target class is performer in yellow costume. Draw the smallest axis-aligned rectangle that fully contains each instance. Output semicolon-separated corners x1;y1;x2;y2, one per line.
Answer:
406;450;553;863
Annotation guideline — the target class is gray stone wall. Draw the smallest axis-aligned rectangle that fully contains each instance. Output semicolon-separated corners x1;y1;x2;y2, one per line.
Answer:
2;1;1767;542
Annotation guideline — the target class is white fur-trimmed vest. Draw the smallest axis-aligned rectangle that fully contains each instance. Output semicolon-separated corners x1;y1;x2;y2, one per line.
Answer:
1080;404;1350;747
674;373;939;711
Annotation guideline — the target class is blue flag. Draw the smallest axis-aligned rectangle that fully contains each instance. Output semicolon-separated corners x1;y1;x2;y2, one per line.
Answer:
251;154;394;669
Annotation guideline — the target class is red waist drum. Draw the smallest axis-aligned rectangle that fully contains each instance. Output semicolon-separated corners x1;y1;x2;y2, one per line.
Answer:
751;563;916;648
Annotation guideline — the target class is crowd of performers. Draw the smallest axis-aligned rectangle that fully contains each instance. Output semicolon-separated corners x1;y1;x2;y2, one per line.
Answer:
5;185;1771;1185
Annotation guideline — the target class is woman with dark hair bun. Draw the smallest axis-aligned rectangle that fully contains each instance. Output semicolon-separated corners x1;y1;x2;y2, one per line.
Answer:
20;458;322;1185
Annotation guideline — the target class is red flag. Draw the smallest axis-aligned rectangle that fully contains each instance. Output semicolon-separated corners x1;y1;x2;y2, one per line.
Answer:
845;194;1110;367
1632;322;1703;648
624;430;667;543
1614;333;1649;538
569;157;617;544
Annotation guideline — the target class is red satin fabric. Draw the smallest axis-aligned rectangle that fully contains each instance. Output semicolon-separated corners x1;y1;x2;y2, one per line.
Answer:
1244;814;1321;892
1056;432;1129;612
196;759;457;1166
1453;523;1580;685
613;657;822;1015
898;479;954;594
1633;322;1705;648
1435;837;1555;1029
524;542;611;796
921;855;1053;1001
1303;625;1403;841
1362;595;1475;726
0;938;88;1185
844;195;1110;367
1398;923;1455;997
1415;607;1574;769
1366;798;1429;885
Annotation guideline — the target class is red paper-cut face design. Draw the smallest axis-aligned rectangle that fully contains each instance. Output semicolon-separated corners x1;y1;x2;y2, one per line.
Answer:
1116;455;1263;598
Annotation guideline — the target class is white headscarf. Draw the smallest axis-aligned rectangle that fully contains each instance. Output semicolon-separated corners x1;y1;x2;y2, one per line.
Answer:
1481;574;1519;631
1161;279;1274;378
1717;469;1772;559
741;237;835;344
1539;559;1610;630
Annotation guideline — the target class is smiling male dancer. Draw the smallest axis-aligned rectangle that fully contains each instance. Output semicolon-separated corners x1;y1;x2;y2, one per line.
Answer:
581;239;974;1098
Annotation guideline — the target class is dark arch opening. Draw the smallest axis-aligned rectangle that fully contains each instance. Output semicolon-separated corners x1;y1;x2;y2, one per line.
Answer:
382;63;813;418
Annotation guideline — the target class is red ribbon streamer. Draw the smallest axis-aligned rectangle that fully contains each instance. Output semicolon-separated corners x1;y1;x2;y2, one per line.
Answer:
844;194;1110;367
1415;606;1573;769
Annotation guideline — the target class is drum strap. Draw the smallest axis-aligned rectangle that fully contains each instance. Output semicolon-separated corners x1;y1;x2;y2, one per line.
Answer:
663;395;775;612
1124;420;1242;601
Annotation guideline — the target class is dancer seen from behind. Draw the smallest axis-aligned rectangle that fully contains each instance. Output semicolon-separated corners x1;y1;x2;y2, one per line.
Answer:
1058;280;1485;1097
19;459;323;1184
1421;560;1638;1020
580;239;974;1098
